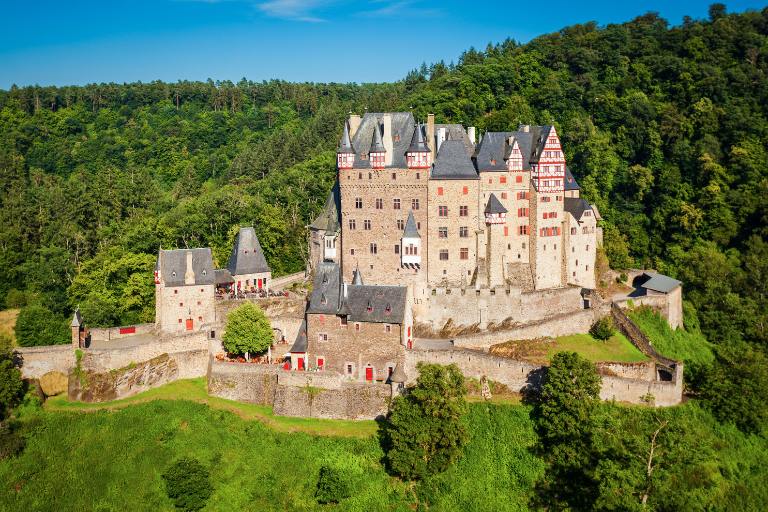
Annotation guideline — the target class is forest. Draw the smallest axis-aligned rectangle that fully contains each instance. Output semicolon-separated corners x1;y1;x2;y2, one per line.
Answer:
1;4;767;413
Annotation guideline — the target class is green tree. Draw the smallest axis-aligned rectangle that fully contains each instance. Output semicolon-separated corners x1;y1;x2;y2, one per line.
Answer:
222;302;273;359
162;458;213;512
0;335;23;420
590;316;616;341
530;351;602;510
700;341;768;434
383;363;468;481
14;304;69;347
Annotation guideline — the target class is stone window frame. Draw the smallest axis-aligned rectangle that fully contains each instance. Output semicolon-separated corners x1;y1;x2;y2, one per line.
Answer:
412;198;420;210
384;324;391;333
375;198;384;209
396;219;404;230
459;205;468;217
364;219;371;230
345;362;356;376
439;249;449;261
355;323;361;332
459;226;469;238
370;243;377;254
393;198;401;210
355;197;363;209
349;219;356;230
438;227;448;238
438;205;448;217
460;248;469;260
318;333;328;342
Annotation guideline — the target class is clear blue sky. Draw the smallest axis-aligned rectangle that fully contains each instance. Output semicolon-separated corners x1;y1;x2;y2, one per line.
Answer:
0;1;764;88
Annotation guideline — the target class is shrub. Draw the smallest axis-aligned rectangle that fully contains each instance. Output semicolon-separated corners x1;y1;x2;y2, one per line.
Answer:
5;289;28;309
162;458;213;511
0;421;25;460
0;335;23;420
14;305;69;347
315;465;351;504
590;317;615;341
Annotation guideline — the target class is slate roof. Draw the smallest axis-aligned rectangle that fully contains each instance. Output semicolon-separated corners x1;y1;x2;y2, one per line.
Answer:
528;125;554;163
370;120;386;153
641;272;682;293
564;197;593;221
484;193;508;214
431;140;479;180
408;123;429;152
158;248;215;287
352;268;363;285
338;122;355;154
289;320;308;353
390;364;407;383
351;113;414;168
214;268;234;285
402;210;420;238
307;262;342;314
227;227;270;276
475;130;535;171
343;284;407;324
309;183;341;234
434;124;474;156
564;166;580;191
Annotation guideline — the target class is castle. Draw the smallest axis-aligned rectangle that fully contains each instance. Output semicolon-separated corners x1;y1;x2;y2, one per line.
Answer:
297;112;602;381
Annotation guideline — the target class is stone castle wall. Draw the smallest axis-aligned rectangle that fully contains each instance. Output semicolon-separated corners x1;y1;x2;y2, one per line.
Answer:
89;323;155;342
405;348;682;407
412;284;585;331
16;345;74;379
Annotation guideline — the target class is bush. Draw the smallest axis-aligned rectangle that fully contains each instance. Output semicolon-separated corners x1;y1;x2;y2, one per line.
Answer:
162;458;213;511
315;465;351;504
14;305;69;347
5;289;28;309
590;317;615;341
0;335;23;420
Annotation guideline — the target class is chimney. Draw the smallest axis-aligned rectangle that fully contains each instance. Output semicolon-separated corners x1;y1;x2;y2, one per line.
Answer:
427;113;436;162
468;126;476;145
382;113;393;165
349;114;362;138
184;251;195;285
436;127;447;153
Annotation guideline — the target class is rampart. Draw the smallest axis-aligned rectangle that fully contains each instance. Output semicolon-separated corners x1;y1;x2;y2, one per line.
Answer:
412;284;585;331
88;323;155;342
610;303;678;367
449;309;596;349
15;345;74;379
405;348;683;407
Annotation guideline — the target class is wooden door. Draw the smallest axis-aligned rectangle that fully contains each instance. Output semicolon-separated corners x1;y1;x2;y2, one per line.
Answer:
317;358;324;369
185;318;193;331
297;357;304;370
365;367;373;381
258;278;263;289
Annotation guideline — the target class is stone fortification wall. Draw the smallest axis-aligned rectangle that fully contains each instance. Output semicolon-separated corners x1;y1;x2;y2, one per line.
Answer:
610;303;678;367
405;348;682;406
273;373;390;420
68;352;200;403
82;331;209;375
413;284;584;331
89;323;154;342
269;271;307;290
16;345;74;379
450;309;596;349
207;361;280;405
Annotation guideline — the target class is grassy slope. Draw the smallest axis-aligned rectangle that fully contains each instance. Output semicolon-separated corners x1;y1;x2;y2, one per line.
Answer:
0;308;18;345
491;332;647;365
628;308;715;368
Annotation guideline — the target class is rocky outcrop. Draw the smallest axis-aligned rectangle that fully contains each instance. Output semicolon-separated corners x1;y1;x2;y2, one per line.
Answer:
68;353;179;403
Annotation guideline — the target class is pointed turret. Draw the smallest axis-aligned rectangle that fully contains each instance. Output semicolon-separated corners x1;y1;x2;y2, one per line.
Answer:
337;121;355;169
407;122;430;169
402;210;420;238
408;123;429;152
370;121;386;153
352;268;364;286
484;193;507;225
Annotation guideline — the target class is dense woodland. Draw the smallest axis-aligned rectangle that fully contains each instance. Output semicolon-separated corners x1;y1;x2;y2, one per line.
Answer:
1;5;768;510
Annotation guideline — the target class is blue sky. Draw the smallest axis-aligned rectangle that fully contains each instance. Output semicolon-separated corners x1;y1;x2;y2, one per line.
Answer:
0;1;764;88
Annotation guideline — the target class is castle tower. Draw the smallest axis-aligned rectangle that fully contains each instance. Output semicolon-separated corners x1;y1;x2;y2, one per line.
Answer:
484;193;508;288
337;121;355;169
70;309;83;348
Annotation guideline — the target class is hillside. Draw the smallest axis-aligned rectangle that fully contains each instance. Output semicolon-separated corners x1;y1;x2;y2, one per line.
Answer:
1;9;766;348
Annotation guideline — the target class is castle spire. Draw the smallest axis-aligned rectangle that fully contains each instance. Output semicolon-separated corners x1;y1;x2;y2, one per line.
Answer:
338;121;355;154
370;121;386;153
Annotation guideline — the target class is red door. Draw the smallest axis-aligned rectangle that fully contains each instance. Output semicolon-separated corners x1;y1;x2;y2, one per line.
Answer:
185;319;194;331
317;358;324;370
258;278;263;289
365;367;373;381
297;357;305;371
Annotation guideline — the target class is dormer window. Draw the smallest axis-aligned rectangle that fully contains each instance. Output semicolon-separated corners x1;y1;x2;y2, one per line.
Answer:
385;303;392;314
202;270;207;276
172;271;176;278
321;294;327;305
366;300;373;313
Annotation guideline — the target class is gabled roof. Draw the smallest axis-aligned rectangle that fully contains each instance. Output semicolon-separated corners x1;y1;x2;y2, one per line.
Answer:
641;272;682;293
309;183;341;234
564;197;592;221
158;248;215;287
289;320;308;353
402;210;420;238
529;125;554;163
484;193;508;214
369;119;386;153
431;140;478;180
338;122;355;154
343;285;407;324
475;130;535;171
307;262;342;314
408;123;429;152
351;112;414;169
227;227;270;276
214;268;234;285
434;123;473;156
564;166;580;191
